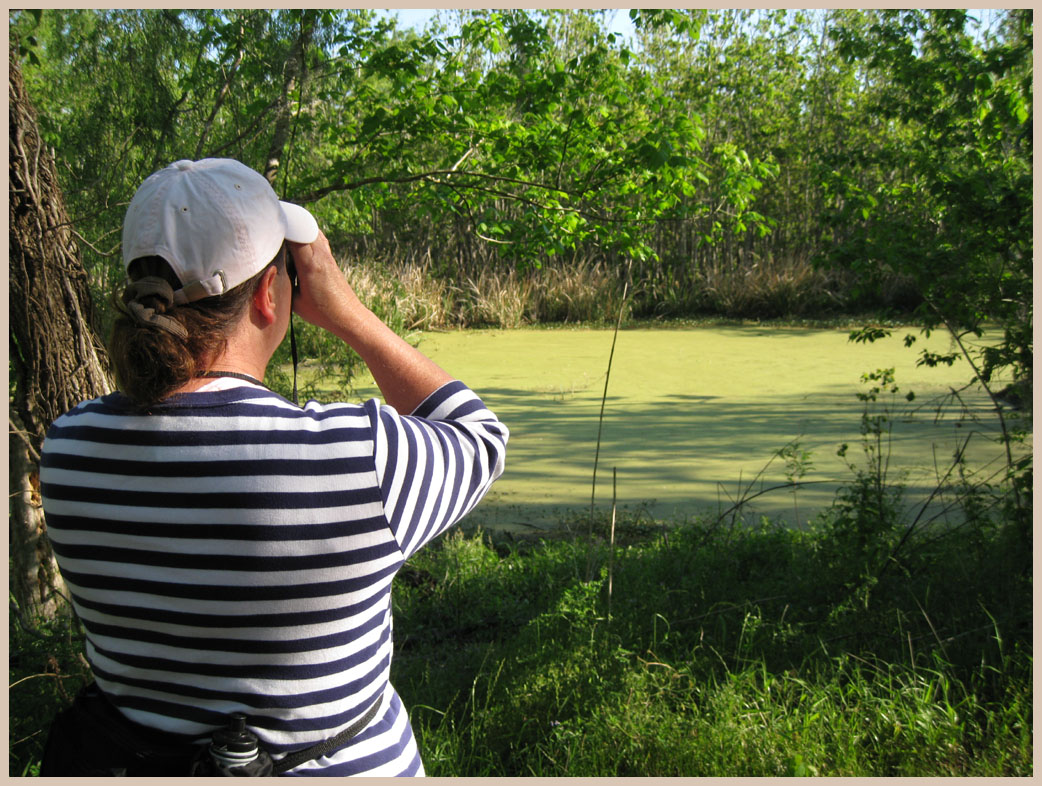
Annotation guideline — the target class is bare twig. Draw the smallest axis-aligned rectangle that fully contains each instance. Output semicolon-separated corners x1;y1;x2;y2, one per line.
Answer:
449;145;478;172
711;480;835;529
69;229;120;258
876;431;975;581
11;730;45;748
584;283;628;582
9;420;41;462
9;672;79;690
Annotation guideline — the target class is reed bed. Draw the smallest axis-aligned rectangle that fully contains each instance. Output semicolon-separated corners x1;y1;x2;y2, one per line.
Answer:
697;251;841;317
342;249;909;330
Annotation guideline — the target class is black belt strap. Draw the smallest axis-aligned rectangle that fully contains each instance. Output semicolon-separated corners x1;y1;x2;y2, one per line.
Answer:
272;697;381;775
61;683;381;776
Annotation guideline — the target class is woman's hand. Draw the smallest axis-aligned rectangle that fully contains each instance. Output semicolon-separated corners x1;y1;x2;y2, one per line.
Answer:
287;231;453;412
287;231;362;334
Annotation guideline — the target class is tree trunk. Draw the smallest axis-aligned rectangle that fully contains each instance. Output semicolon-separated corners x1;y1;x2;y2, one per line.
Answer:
9;50;113;620
9;416;66;619
263;12;316;189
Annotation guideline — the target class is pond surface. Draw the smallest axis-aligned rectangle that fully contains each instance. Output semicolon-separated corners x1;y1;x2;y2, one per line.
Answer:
351;326;1013;533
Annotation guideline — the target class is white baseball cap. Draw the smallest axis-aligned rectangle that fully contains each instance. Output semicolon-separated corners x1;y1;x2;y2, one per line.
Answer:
122;158;319;304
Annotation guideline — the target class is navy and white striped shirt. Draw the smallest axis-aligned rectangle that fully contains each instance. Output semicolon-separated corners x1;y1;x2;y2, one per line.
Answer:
39;378;507;776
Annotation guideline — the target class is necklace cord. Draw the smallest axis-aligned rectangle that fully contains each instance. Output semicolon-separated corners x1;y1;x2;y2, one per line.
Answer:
196;370;266;387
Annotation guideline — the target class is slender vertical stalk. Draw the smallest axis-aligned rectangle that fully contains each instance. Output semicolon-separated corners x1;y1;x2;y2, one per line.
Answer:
608;466;617;623
587;284;627;582
589;284;628;534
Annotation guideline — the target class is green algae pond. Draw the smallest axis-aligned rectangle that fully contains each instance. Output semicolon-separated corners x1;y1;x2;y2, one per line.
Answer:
349;325;1014;534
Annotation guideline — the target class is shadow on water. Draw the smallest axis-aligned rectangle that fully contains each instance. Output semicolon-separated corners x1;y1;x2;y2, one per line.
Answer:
366;327;1015;533
468;383;1009;533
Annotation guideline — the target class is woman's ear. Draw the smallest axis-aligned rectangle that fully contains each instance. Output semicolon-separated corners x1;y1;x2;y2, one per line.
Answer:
252;265;280;326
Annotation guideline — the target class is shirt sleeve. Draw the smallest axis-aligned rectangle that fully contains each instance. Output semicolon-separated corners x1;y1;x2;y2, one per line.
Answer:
367;380;508;559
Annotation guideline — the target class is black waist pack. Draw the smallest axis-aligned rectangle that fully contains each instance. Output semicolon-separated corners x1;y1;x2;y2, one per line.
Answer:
40;683;379;776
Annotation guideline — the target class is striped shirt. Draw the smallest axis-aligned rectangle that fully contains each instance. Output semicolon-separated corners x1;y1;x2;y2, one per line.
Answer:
39;378;508;776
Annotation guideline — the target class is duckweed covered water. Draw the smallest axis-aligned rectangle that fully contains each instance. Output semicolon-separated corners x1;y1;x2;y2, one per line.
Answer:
351;326;1014;532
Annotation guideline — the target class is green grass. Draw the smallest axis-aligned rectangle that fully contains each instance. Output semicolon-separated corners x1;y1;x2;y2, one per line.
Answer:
10;501;1031;777
389;512;1031;776
8;611;92;776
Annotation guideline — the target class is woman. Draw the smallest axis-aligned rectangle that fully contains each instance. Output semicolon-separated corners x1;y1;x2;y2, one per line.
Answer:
38;158;508;775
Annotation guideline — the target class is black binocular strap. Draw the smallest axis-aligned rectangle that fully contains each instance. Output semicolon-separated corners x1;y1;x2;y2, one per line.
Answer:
289;314;299;406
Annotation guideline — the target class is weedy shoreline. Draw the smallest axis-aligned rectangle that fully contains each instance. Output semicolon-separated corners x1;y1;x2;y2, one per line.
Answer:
389;511;1031;777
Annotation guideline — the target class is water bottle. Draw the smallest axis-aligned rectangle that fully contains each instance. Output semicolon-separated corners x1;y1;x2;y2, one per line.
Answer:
208;713;260;770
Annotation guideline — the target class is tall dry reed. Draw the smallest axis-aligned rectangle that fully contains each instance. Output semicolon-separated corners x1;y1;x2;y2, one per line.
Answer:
346;258;451;331
345;256;629;329
341;245;908;329
698;251;836;317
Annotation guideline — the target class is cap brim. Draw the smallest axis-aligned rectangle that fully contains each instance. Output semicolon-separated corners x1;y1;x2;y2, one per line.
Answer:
280;201;319;244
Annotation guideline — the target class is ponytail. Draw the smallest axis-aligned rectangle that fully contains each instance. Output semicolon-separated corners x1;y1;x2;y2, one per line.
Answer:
108;247;285;407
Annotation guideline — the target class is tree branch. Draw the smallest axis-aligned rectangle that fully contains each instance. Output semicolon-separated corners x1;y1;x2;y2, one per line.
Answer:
203;96;282;158
295;167;580;203
195;41;245;159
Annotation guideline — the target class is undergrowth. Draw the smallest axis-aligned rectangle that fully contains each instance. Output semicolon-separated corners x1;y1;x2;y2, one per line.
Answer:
389;509;1031;776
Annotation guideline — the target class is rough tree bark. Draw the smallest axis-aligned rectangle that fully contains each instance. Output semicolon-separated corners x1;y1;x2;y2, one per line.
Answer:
263;11;316;188
9;50;113;621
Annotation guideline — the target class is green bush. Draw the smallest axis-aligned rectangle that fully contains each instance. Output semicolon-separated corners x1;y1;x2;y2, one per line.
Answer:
389;500;1030;776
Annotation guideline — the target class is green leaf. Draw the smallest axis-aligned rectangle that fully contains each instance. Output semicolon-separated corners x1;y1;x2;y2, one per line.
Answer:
849;326;891;344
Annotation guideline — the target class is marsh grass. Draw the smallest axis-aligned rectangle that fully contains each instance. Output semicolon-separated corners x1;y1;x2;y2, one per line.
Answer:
389;509;1031;777
696;252;840;318
526;260;626;325
457;268;534;328
340;251;884;330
